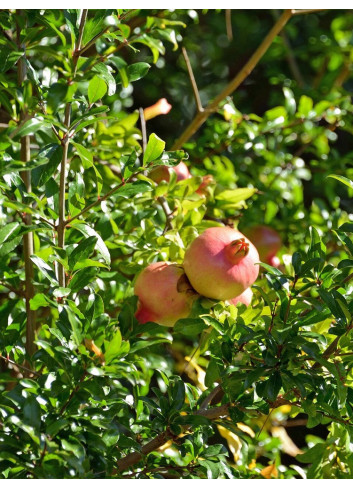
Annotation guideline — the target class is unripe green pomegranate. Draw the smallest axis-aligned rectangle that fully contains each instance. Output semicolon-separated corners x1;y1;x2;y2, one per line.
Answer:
243;225;281;266
229;288;253;307
183;227;259;301
134;262;196;327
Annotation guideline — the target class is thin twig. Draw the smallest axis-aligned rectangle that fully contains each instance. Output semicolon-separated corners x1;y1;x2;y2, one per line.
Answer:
159;196;174;234
59;370;87;416
65;170;143;226
57;9;87;287
268;298;279;334
0;281;25;297
273;10;305;88
0;353;41;377
292;9;327;16
79;27;109;57
200;384;224;409
171;9;294;150
139;107;147;153
312;337;340;369
225;9;233;42
182;46;203;114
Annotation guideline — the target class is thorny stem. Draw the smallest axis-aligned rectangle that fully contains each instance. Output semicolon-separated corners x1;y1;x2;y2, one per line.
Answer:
16;10;36;358
57;9;87;286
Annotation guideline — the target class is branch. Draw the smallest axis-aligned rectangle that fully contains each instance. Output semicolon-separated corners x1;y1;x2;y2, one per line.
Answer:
0;353;41;377
0;281;25;297
57;9;87;286
292;9;327;16
182;47;203;114
139;107;147;153
59;370;87;416
78;26;109;57
225;9;233;42
116;402;231;473
171;9;294;150
65;170;142;226
159;196;174;234
200;384;224;409
16;10;36;358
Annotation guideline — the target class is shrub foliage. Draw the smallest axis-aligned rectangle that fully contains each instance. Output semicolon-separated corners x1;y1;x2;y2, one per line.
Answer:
0;9;353;479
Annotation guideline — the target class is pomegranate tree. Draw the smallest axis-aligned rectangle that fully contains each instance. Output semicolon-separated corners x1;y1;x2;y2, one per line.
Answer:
134;262;196;326
183;227;260;300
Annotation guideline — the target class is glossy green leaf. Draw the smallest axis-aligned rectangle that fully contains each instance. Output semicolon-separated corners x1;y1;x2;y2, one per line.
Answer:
143;133;165;165
88;75;107;104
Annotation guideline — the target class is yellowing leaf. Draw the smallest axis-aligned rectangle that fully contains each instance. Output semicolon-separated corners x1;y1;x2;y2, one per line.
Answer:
85;338;105;364
237;422;255;438
184;355;206;390
218;425;241;462
271;426;303;457
261;463;278;479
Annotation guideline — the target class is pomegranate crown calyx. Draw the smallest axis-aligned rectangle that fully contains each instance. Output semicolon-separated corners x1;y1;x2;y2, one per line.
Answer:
227;238;250;262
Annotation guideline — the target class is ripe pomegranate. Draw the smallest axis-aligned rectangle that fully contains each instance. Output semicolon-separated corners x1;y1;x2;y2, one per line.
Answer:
243;225;281;266
149;161;191;184
183;227;260;301
229;288;253;307
134;262;196;327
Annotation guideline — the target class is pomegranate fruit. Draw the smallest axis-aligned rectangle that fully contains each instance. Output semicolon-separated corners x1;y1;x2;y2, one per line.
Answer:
196;174;214;196
149;161;191;184
183;227;260;301
243;225;281;266
134;262;196;327
229;288;253;307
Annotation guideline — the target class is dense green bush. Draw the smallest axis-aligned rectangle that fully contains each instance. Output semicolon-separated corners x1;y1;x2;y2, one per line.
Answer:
0;9;353;479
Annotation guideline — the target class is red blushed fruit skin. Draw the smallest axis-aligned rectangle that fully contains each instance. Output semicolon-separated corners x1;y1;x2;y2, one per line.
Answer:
229;288;253;307
134;262;194;327
244;225;281;265
196;175;214;196
183;227;260;301
149;162;191;184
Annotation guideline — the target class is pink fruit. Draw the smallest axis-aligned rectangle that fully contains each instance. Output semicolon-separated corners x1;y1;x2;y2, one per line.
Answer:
134;262;196;327
229;288;253;307
244;225;281;266
183;227;260;301
196;175;214;196
149;162;191;184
